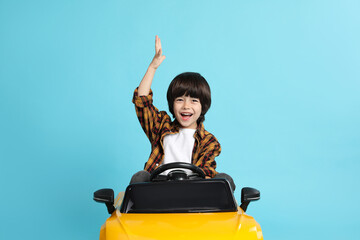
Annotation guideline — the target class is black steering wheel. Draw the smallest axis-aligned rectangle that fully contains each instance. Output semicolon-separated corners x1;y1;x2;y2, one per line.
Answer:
150;162;206;181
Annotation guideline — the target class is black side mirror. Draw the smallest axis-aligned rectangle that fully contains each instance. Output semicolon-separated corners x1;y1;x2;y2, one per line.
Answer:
94;188;115;214
240;187;260;212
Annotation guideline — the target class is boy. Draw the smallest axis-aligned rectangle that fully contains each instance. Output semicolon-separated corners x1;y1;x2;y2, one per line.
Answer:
131;36;235;190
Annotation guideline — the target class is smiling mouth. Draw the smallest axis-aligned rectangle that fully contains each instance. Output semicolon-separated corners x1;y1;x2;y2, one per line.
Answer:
180;113;193;121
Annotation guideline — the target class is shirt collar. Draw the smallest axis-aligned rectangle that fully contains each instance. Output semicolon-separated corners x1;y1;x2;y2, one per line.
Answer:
196;122;206;139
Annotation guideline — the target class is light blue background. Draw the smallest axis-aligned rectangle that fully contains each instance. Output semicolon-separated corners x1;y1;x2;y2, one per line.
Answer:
1;0;359;239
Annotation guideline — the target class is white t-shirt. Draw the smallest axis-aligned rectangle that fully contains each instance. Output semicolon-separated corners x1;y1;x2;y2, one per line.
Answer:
162;128;196;175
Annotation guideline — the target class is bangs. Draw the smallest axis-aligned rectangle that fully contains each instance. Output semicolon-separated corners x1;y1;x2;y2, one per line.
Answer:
171;80;203;99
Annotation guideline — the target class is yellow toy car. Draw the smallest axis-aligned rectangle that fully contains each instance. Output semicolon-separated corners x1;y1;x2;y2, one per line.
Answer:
94;163;263;240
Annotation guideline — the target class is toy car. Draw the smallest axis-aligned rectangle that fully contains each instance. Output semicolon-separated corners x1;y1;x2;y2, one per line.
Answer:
94;163;263;240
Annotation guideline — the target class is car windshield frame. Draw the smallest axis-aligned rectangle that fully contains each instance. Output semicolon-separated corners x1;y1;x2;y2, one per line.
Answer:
120;179;238;214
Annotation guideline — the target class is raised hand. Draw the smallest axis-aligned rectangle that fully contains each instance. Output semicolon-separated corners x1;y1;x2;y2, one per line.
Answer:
149;35;166;69
138;35;166;96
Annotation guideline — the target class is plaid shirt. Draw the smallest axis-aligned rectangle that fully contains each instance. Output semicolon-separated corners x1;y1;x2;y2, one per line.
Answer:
132;88;221;177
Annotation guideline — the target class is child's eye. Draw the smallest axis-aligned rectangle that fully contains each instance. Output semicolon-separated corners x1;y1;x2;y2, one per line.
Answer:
175;98;184;102
192;99;199;103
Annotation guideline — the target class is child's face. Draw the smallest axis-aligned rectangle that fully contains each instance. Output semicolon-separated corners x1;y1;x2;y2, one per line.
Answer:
173;95;202;129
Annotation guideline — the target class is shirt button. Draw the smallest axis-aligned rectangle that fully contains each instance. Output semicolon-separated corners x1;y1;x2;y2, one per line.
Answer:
155;163;159;166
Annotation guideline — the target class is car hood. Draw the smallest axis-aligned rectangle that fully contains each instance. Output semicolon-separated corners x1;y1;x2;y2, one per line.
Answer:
103;209;262;240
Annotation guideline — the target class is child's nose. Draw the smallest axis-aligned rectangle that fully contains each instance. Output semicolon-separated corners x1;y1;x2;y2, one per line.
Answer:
183;99;191;109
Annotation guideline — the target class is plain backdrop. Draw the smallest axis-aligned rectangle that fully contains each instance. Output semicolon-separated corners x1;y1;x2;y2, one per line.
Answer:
1;0;359;239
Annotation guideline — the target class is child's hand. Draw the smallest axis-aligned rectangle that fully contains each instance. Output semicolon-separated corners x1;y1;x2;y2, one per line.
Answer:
149;35;166;69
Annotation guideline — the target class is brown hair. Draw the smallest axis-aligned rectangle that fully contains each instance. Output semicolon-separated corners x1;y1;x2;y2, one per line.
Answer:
167;72;211;123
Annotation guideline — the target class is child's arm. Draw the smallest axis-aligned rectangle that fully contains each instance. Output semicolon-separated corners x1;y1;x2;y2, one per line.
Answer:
198;142;221;178
193;134;221;178
138;35;166;96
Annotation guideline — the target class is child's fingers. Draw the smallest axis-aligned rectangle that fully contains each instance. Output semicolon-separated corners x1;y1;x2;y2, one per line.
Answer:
155;35;163;54
155;35;160;52
158;36;162;50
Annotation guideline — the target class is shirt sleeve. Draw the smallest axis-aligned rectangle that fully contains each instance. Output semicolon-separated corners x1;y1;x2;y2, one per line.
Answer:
132;88;165;144
194;136;221;178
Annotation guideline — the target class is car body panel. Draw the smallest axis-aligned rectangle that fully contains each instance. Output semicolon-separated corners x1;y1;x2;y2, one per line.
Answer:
101;209;262;240
99;193;263;240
